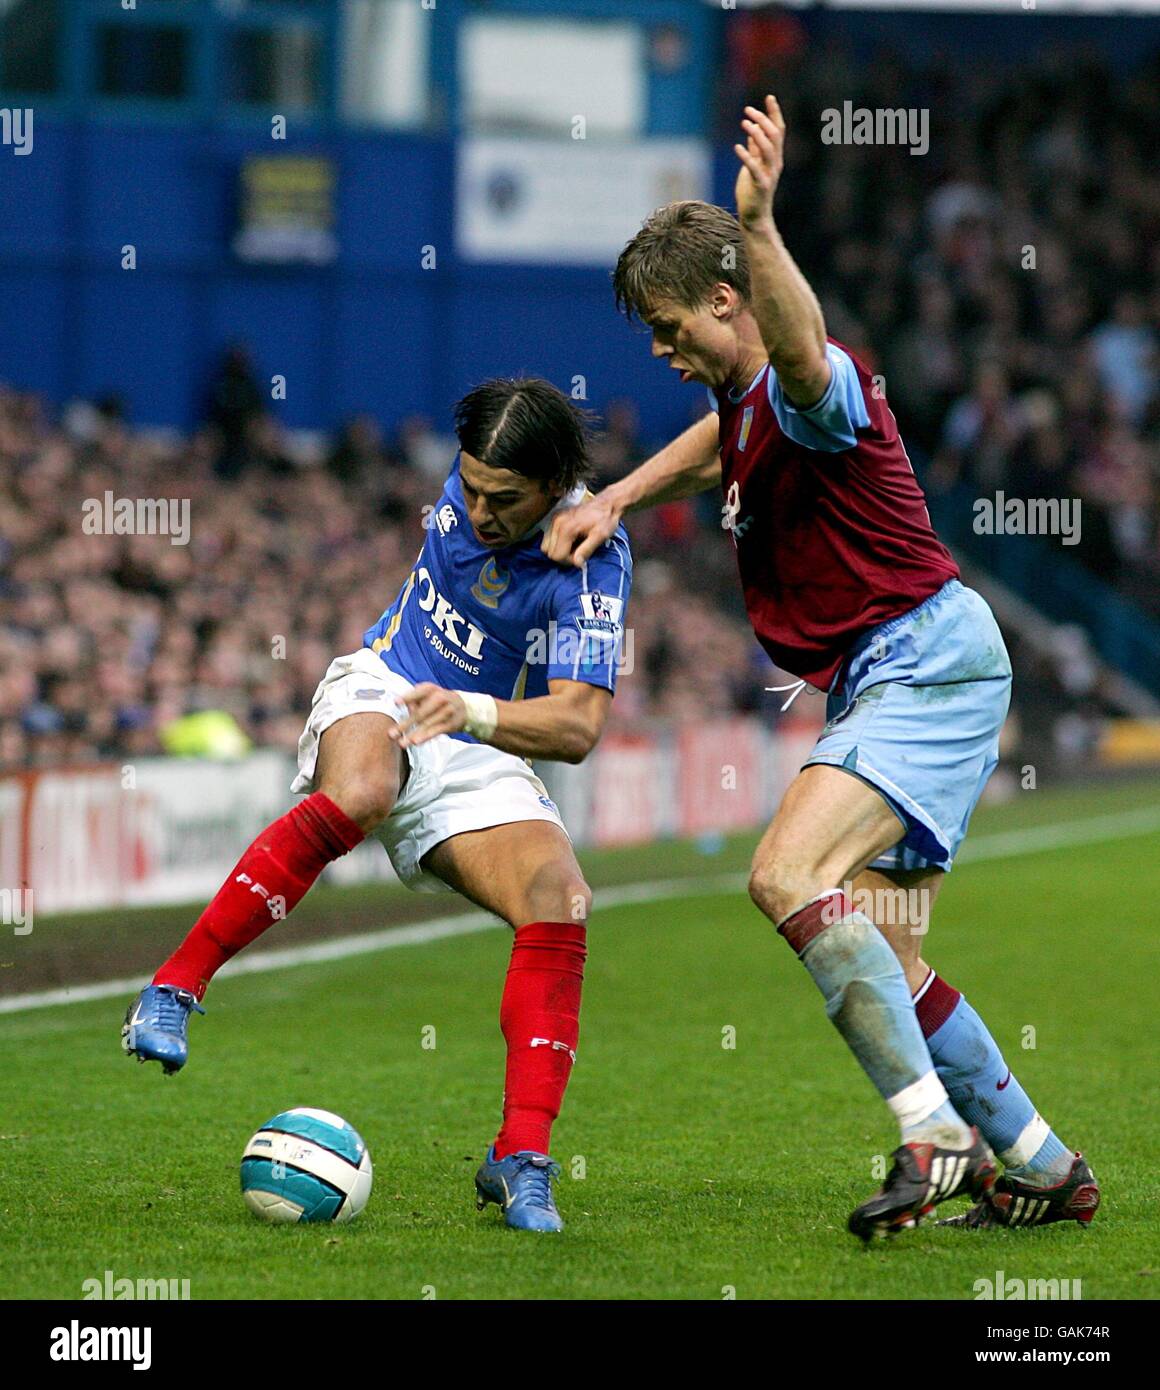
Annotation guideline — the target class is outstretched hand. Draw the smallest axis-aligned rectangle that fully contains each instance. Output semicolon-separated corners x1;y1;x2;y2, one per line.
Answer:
734;94;786;229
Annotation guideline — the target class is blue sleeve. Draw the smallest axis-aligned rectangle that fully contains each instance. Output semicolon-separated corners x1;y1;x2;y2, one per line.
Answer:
767;343;870;452
546;531;632;692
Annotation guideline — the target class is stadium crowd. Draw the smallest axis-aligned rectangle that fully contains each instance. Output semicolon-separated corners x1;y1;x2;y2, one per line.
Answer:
718;27;1160;614
0;380;768;772
2;42;1156;772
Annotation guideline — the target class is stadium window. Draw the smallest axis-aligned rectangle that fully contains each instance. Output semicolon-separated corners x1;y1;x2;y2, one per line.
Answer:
0;0;60;96
95;23;190;101
341;0;429;128
461;16;645;138
224;23;322;111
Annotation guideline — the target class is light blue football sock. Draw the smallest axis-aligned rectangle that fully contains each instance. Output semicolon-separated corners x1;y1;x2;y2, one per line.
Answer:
788;895;974;1149
923;990;1072;1182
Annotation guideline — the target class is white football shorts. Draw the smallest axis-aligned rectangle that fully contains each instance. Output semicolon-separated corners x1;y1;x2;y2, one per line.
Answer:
291;649;568;892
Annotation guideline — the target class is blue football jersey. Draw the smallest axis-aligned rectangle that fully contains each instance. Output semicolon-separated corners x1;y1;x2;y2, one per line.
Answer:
363;459;632;721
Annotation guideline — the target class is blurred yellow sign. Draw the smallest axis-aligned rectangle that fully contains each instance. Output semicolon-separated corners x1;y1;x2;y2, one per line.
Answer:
1098;720;1160;766
234;154;337;265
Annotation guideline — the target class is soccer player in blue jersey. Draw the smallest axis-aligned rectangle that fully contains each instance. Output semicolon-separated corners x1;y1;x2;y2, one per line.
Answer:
544;97;1098;1237
123;377;632;1233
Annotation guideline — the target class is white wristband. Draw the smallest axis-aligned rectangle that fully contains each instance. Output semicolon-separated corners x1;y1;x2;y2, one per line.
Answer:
459;691;498;741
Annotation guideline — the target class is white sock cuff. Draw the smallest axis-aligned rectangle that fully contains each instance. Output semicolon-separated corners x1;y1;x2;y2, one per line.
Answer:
911;967;936;1004
1000;1112;1051;1168
774;887;846;933
776;887;879;934
886;1070;949;1129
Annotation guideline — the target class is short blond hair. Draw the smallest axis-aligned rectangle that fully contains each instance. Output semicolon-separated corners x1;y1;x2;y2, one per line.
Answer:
613;201;751;320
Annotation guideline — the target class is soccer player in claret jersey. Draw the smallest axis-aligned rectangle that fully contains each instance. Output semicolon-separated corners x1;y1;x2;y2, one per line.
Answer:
543;97;1098;1239
123;378;632;1233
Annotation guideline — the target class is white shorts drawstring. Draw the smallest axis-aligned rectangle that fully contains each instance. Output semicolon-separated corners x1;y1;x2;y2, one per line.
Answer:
766;678;815;713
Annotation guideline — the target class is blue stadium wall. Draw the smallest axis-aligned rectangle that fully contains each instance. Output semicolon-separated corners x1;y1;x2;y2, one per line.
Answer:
0;119;712;441
0;4;1151;441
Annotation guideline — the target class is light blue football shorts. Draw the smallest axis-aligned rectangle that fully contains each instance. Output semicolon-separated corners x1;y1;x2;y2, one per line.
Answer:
802;579;1012;872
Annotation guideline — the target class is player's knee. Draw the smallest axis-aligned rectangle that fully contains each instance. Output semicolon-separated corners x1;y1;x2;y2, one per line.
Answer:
315;715;403;831
522;868;591;926
748;857;813;927
747;862;780;921
319;770;398;833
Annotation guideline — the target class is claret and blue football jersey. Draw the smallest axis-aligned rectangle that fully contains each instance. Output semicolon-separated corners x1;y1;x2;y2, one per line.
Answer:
710;338;960;691
363;458;632;718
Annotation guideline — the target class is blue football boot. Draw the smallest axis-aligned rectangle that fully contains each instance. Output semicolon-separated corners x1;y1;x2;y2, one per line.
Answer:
121;984;205;1075
474;1146;564;1232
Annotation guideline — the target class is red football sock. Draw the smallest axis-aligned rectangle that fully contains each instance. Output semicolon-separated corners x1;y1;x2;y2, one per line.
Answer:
154;792;364;1001
494;921;587;1160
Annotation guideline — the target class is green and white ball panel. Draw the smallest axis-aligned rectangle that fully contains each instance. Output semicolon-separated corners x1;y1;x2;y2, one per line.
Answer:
240;1108;372;1224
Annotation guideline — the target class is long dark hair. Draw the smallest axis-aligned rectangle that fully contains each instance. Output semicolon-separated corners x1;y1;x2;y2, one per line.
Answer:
454;377;594;491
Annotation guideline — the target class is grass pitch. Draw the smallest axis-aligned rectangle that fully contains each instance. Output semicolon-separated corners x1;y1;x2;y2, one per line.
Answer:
1;779;1158;1300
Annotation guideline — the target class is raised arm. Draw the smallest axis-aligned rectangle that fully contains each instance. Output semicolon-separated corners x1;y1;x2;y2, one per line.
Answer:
541;411;720;566
734;95;830;409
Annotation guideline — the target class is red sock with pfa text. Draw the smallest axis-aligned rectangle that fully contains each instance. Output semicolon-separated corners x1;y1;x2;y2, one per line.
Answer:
494;921;587;1160
154;792;365;1001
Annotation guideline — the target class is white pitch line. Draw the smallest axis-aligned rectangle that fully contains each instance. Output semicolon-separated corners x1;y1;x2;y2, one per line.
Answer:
1;806;1157;1017
958;802;1160;862
0;873;743;1016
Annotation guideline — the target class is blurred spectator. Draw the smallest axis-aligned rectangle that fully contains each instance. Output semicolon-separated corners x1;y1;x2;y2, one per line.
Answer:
205;343;265;479
396;414;458;484
589;398;646;489
1088;293;1157;427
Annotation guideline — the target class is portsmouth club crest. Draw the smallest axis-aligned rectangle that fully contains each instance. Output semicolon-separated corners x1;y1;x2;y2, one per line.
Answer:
471;556;510;609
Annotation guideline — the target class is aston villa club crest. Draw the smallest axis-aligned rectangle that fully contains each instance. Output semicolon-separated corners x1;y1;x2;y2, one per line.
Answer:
471;557;510;608
737;405;755;452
